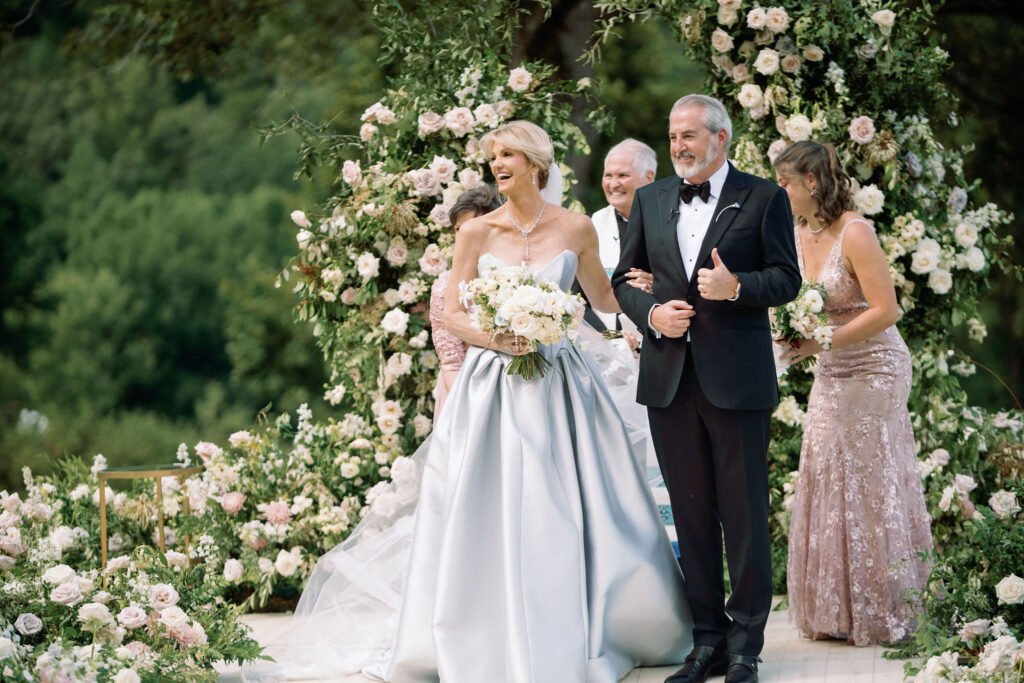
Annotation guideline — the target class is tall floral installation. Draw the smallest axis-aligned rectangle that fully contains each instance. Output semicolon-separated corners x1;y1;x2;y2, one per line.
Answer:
2;1;1023;681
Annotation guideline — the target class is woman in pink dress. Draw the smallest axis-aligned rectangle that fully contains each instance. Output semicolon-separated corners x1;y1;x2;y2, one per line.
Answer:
429;185;501;423
773;141;932;645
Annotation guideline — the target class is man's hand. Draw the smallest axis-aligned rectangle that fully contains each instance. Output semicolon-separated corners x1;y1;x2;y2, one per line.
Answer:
650;300;695;338
696;248;740;300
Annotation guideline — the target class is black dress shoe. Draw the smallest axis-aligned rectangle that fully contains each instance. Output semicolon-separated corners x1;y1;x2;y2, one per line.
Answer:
723;654;761;683
664;645;728;683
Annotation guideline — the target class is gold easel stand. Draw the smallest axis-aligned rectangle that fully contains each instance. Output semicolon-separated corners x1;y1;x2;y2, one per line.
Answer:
97;464;203;569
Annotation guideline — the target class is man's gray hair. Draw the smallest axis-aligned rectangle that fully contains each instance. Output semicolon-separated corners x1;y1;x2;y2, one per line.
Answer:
606;138;657;177
670;94;732;150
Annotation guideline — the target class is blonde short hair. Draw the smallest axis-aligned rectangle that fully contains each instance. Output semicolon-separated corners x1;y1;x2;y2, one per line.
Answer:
480;120;554;189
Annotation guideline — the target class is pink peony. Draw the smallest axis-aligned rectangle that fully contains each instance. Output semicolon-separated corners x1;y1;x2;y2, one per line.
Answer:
221;491;246;514
264;500;292;525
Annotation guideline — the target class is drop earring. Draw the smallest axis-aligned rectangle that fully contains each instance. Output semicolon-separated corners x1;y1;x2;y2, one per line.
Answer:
531;172;536;185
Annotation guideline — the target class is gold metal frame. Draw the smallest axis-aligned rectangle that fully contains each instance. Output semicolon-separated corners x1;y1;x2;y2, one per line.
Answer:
97;465;203;569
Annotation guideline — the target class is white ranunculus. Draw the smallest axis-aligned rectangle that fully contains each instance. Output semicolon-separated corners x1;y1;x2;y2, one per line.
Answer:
42;564;76;585
737;84;764;109
340;461;360;479
872;9;896;30
274;549;300;577
711;29;733;52
927;268;953;295
356;253;380;279
417;111;445;136
342;159;363;186
848;116;875;144
289;210;311;228
753;48;780;75
989;490;1021;520
381;308;410;336
507;67;533;92
784;114;813;142
852;184;884;215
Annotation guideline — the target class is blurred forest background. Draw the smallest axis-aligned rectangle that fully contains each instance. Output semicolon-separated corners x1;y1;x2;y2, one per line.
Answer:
2;0;1021;492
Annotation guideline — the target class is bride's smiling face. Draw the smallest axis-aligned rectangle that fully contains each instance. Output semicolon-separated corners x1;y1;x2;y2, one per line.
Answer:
489;142;534;194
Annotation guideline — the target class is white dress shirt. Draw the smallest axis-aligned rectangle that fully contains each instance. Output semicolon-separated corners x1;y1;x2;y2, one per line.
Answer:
648;161;732;339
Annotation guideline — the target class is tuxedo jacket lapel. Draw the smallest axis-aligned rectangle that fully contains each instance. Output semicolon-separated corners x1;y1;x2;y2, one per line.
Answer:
689;165;752;287
656;184;689;284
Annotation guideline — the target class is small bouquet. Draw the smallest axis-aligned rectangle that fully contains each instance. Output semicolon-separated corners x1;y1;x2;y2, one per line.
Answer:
770;281;832;376
459;263;585;380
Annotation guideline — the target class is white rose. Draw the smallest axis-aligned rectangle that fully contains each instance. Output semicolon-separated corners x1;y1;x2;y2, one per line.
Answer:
989;490;1021;520
848;116;876;144
381;308;410;336
147;583;180;610
376;414;401;435
429;155;458;185
158;605;189;629
765;7;790;33
444;107;475;137
113;669;141;683
910;249;938;275
509;312;541;337
0;637;15;659
340;462;360;478
954;222;978;248
458;168;483;188
407;168;441;197
418;111;445;136
258;557;274;574
495;100;516;120
375;106;396;125
928;448;950;467
42;564;76;584
49;581;83;606
780;55;802;74
872;9;896;30
359;123;377;141
938;486;955;512
803;45;825;61
342;160;363;186
718;0;741;9
117;606;148;629
737;84;764;109
289;210;311;228
356;253;380;279
928;269;953;295
413;414;432;438
472;104;499;129
747;7;767;29
784;114;813;142
717;7;738;25
976;635;1019;674
77;602;113;626
953;473;977;493
852;184;884;215
958;246;985;272
274;549;301;577
507;67;533;92
711;29;734;52
753;48;780;75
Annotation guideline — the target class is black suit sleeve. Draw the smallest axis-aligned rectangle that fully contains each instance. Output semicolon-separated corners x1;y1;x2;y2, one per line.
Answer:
612;192;659;337
733;185;801;308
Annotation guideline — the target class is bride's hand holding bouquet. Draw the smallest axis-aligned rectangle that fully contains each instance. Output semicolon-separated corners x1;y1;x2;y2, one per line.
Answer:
459;262;585;379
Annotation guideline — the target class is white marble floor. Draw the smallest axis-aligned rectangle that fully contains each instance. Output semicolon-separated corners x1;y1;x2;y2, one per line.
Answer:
216;604;915;682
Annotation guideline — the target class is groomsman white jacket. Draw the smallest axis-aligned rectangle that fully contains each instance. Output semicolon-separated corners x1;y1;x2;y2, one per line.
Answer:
592;205;624;330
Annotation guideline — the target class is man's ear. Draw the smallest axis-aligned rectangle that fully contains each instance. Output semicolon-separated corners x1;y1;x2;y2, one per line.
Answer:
644;171;655;183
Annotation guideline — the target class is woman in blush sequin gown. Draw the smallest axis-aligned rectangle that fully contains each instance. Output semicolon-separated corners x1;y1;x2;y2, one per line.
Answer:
773;141;932;646
428;185;502;423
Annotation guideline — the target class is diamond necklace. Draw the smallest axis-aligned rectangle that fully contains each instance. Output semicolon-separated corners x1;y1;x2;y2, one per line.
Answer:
505;201;546;264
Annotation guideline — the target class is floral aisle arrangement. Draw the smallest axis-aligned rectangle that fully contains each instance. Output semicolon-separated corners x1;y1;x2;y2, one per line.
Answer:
459;263;586;379
590;0;1023;672
0;457;265;681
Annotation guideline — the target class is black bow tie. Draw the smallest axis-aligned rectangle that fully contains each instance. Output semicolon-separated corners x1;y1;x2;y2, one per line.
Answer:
679;180;711;204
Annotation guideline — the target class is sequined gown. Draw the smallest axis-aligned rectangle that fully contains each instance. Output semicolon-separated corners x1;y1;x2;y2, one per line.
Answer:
429;270;468;424
787;219;933;645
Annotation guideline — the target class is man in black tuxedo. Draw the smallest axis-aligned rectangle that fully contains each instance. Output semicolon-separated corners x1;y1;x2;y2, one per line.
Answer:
612;94;800;683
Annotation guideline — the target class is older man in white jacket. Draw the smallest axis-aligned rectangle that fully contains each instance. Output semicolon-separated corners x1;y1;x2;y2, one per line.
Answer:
583;138;657;331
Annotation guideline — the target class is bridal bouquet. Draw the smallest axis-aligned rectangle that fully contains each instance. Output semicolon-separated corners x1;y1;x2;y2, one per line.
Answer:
771;281;832;376
459;263;584;380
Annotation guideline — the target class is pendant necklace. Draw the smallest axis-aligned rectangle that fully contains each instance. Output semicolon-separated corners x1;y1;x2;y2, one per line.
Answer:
808;220;827;243
506;201;546;264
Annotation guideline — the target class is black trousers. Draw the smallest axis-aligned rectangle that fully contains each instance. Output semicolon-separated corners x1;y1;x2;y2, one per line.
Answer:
647;350;773;657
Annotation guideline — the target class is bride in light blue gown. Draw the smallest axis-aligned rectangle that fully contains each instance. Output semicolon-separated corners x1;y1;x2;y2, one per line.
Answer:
251;121;692;683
